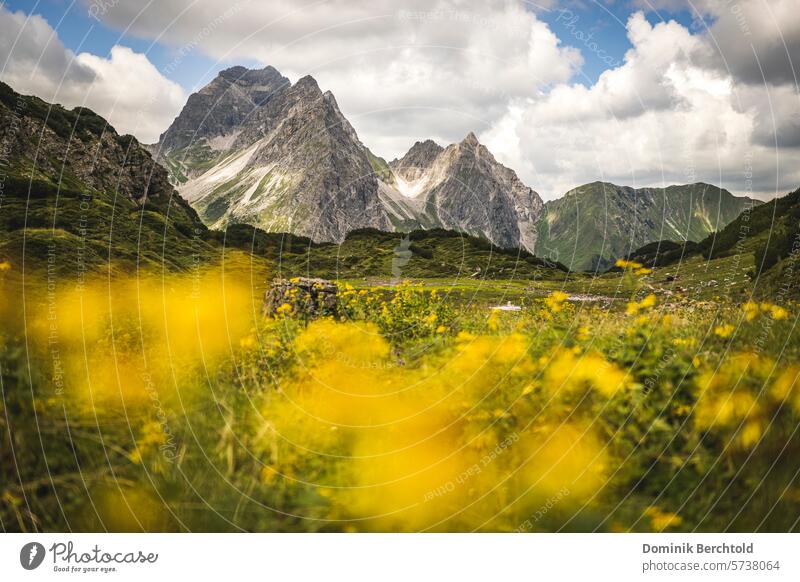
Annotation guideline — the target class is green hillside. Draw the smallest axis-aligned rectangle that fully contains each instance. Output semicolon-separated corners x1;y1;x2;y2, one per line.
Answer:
536;181;757;271
625;187;800;298
215;225;567;281
0;81;211;275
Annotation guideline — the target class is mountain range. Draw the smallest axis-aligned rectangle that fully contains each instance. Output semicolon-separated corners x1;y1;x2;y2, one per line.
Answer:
3;73;793;297
0;79;565;285
150;64;758;271
0;61;752;273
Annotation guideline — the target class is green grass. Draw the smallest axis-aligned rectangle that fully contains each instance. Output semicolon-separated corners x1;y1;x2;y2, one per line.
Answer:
3;262;798;532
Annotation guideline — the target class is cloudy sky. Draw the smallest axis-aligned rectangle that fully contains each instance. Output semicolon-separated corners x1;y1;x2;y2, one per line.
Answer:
1;0;797;200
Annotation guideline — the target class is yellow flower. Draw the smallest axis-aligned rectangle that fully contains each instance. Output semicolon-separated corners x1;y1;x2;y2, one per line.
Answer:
543;349;628;398
627;294;657;315
694;355;768;439
645;506;683;531
634;267;653;276
771;366;800;412
738;420;763;448
260;466;277;485
714;324;735;338
769;305;788;320
743;301;760;321
424;313;438;324
692;356;701;368
435;325;447;334
615;259;643;270
2;490;22;506
545;291;569;313
0;261;11;272
276;302;293;315
639;294;657;309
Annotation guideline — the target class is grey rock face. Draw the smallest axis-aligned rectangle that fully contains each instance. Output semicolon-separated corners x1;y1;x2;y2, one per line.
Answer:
156;65;543;250
391;139;444;182
0;92;174;206
158;68;389;242
158;65;290;154
384;132;544;252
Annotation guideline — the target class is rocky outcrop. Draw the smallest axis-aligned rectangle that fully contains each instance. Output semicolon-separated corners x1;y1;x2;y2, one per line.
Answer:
0;81;181;207
263;277;339;318
0;80;205;271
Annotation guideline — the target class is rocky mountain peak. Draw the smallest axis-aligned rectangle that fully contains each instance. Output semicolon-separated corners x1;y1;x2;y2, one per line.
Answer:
218;64;285;85
155;63;546;254
379;132;543;252
390;139;444;182
407;139;443;157
157;65;290;152
160;65;388;242
293;74;322;94
461;131;480;147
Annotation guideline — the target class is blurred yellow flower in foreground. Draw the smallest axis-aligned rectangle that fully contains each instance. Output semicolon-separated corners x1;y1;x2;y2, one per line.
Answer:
743;301;760;321
543;349;628;398
771;366;800;413
645;506;683;531
743;301;790;321
768;304;789;320
714;324;735;338
615;259;643;270
627;294;657;315
545;291;569;313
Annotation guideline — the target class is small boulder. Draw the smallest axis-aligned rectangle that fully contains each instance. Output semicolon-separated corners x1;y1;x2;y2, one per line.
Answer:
263;277;339;318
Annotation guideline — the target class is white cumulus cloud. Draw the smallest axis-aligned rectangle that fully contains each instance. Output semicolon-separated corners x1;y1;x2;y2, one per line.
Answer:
2;1;798;199
483;9;800;199
79;0;582;157
0;6;185;143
